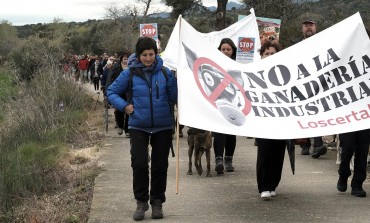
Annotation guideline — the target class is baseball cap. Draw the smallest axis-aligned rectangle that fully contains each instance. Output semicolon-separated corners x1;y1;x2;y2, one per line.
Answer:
302;18;315;24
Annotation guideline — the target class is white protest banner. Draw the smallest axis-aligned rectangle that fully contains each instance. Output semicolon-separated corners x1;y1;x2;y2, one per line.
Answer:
177;13;370;139
162;9;261;71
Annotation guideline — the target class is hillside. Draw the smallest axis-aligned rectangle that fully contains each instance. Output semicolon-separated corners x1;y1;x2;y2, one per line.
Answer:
12;0;370;55
305;0;369;29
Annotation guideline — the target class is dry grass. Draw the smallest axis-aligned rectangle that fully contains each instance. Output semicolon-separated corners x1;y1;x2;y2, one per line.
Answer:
10;105;105;223
0;35;108;222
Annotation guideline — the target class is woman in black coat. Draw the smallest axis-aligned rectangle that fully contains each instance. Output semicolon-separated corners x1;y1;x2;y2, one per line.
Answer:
255;41;286;200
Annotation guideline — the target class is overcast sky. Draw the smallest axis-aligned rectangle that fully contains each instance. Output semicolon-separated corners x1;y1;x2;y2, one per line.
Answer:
1;0;235;26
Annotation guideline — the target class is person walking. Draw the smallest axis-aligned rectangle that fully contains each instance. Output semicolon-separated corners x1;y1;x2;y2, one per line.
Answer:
337;129;370;197
337;26;370;198
291;18;327;158
255;41;286;200
107;52;130;136
78;54;89;84
213;38;237;174
107;37;177;221
90;58;100;93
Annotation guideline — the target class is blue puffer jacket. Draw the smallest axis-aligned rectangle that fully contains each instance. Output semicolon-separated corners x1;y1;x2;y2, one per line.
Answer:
107;53;177;132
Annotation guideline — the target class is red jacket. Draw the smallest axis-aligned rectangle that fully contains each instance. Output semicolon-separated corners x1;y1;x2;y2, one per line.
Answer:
79;59;89;70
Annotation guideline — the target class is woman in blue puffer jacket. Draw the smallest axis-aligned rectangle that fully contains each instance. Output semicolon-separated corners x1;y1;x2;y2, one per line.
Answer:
107;37;177;221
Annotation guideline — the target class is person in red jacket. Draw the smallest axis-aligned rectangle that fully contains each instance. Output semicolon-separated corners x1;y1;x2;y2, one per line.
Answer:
78;54;89;84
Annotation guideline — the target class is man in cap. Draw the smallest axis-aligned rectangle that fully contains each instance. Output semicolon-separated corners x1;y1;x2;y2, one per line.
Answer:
291;18;317;44
291;18;327;158
302;18;317;39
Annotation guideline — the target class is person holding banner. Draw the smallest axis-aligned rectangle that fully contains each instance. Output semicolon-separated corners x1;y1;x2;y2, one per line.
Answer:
337;129;370;197
337;28;370;198
291;18;317;44
256;41;287;200
213;38;238;174
291;18;327;158
107;37;178;221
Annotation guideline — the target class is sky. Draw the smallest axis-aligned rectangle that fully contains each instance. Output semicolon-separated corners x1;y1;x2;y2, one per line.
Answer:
0;0;233;26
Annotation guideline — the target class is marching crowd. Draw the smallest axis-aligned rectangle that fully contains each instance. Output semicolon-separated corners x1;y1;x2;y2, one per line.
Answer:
60;52;131;137
60;18;370;221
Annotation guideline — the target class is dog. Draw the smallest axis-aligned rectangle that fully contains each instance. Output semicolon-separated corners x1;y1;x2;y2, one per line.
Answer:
187;127;212;177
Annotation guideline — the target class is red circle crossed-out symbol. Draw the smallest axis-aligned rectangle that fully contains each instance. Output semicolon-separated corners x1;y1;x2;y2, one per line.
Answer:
192;57;251;116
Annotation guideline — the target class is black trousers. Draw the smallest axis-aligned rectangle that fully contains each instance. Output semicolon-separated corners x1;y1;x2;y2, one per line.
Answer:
130;129;172;203
256;139;286;193
213;133;236;158
300;137;323;149
338;129;370;187
93;76;100;91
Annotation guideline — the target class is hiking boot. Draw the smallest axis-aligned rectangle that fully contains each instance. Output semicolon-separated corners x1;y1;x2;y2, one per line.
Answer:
337;176;347;192
151;200;164;219
117;128;123;135
311;145;327;158
133;200;149;221
351;187;366;197
224;156;234;172
215;156;224;174
301;147;310;155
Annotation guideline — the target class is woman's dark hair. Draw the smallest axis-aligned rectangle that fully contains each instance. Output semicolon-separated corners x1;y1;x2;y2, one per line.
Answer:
118;51;130;63
135;37;158;56
259;41;282;56
218;38;237;60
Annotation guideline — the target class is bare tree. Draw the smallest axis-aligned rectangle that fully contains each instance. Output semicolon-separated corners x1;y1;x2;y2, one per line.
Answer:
105;3;140;52
105;3;139;28
136;0;152;18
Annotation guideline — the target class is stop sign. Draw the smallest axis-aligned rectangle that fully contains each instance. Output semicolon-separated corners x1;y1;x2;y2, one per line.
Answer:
141;24;157;38
239;38;254;52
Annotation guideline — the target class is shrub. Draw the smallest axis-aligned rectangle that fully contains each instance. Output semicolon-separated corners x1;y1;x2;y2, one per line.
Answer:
0;39;93;216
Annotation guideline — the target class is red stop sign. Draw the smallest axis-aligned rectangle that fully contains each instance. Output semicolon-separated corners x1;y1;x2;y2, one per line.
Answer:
239;38;254;52
141;24;157;38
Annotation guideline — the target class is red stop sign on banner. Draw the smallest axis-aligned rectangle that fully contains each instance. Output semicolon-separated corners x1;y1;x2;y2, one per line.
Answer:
239;38;254;52
141;24;157;38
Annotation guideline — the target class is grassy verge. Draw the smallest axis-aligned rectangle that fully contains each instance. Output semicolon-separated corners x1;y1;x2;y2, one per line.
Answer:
0;65;104;222
0;67;17;122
